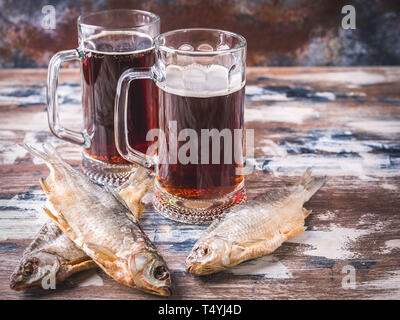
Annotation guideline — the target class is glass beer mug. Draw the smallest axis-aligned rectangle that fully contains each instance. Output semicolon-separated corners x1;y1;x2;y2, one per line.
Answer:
47;10;160;186
115;28;247;224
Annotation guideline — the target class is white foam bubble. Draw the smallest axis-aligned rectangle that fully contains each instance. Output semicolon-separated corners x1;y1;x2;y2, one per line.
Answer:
206;65;229;91
182;64;207;91
160;63;244;97
165;65;184;90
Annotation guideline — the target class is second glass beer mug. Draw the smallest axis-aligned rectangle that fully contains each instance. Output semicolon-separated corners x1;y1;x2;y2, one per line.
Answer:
115;28;247;224
47;10;160;186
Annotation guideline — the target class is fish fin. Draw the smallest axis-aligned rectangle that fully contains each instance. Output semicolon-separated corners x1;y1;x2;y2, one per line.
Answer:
58;259;97;280
297;167;313;186
42;207;74;239
298;168;326;202
285;226;307;239
65;257;97;269
20;143;50;161
117;167;154;220
117;166;153;191
72;260;97;271
20;143;61;162
234;239;277;258
21;221;61;255
119;189;144;220
302;208;312;218
40;177;51;194
42;206;60;224
41;144;61;160
106;185;147;222
21;144;71;176
84;243;118;263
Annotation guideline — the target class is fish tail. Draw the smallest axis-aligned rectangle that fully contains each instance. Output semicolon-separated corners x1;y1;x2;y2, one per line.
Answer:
21;143;73;184
20;144;50;161
298;168;326;202
20;143;64;165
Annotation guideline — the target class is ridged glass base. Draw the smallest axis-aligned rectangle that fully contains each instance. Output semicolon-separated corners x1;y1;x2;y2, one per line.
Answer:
153;180;247;225
81;153;137;187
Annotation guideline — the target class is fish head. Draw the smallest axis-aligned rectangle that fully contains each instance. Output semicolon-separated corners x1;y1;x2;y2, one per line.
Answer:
185;237;232;275
128;244;172;296
10;252;59;290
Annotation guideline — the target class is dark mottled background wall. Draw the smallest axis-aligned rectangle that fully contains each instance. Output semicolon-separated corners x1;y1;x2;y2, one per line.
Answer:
0;0;399;68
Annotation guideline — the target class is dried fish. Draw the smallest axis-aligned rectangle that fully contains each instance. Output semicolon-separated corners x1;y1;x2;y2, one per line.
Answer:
117;169;153;221
10;168;154;291
10;221;96;290
186;169;326;275
17;144;171;296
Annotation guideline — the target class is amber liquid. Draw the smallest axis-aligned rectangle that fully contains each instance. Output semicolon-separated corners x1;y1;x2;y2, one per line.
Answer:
156;86;245;200
81;32;156;164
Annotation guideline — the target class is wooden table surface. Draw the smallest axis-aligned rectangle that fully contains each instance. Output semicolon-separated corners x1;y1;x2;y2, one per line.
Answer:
0;67;399;300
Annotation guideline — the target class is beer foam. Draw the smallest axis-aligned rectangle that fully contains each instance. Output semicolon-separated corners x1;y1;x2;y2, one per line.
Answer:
160;64;244;98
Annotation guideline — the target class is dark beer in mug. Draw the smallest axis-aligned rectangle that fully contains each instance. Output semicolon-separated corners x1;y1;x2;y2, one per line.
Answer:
82;31;156;164
157;76;245;200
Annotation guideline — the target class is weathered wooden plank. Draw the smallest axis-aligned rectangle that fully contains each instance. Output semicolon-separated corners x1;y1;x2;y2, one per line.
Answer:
0;67;399;300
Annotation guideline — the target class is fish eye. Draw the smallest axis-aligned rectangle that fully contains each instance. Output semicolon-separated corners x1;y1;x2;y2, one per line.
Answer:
22;259;38;276
197;246;209;256
154;266;169;281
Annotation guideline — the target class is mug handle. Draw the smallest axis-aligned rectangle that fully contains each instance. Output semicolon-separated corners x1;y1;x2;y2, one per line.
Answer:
114;67;156;170
47;49;90;147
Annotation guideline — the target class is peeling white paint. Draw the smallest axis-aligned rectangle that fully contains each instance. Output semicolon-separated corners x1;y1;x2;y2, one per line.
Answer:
230;255;293;279
314;91;336;101
155;224;204;243
0;144;28;164
245;86;265;96
266;154;396;179
380;183;398;191
382;240;400;254
0;83;81;106
76;270;104;287
360;270;400;299
258;140;287;157
0;191;47;240
0;131;17;138
347;120;400;136
287;224;369;260
245;85;293;102
245;106;319;124
317;210;336;221
285;136;374;154
279;71;389;86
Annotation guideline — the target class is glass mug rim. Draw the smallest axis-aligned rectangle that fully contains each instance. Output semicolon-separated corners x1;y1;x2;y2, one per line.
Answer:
78;9;161;30
154;28;247;56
